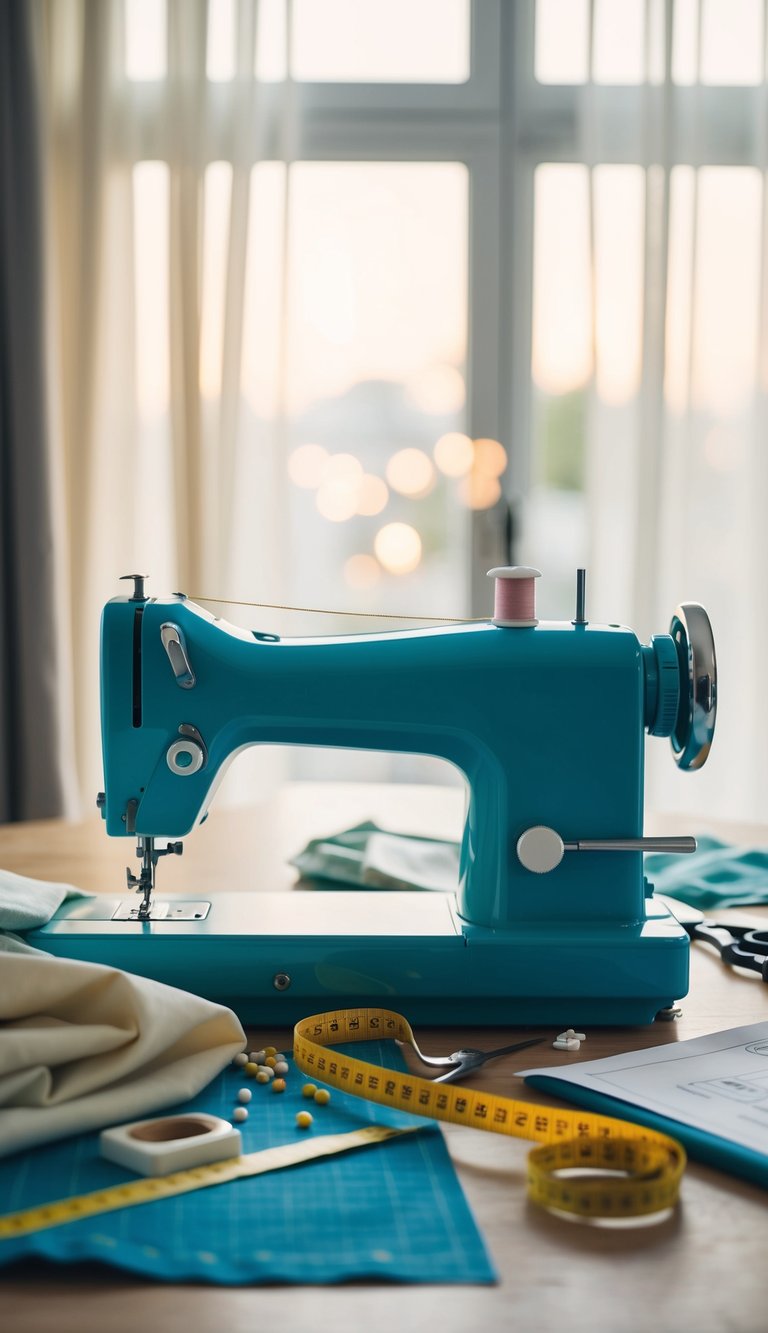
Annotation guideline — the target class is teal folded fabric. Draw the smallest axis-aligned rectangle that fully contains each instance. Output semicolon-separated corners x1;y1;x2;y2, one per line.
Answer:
290;821;460;892
645;836;768;910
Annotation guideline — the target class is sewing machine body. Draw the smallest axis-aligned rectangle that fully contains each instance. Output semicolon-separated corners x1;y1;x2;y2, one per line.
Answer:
36;889;686;1025
30;575;716;1025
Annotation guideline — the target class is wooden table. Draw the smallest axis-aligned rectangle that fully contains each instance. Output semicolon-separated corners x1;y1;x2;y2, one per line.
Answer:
2;784;768;1333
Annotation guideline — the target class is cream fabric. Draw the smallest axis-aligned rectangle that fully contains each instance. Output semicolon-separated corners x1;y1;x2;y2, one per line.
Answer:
0;951;245;1158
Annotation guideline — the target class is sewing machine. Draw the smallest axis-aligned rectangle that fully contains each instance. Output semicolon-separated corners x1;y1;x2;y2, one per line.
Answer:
30;567;717;1025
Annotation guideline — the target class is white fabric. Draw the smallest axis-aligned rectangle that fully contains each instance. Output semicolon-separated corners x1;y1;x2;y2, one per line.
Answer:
0;866;91;932
0;951;245;1158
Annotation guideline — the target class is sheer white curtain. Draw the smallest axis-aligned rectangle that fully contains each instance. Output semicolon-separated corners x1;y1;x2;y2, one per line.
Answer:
35;0;293;813
573;0;768;822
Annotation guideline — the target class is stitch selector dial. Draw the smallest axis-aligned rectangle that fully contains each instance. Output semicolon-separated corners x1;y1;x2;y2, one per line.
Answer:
669;603;717;770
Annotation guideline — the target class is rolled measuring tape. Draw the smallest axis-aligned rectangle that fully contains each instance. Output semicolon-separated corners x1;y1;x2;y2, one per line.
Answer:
293;1007;686;1219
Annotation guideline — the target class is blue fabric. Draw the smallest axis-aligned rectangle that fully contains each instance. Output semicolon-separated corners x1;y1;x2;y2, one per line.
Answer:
0;1042;495;1285
646;836;768;910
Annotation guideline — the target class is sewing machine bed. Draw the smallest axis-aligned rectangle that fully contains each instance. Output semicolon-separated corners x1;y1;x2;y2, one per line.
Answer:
30;889;690;1026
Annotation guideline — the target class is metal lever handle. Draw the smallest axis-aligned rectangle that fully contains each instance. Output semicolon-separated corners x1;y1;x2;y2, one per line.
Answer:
160;622;196;688
517;825;696;875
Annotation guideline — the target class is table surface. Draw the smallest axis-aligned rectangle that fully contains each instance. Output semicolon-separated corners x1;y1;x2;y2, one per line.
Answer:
2;783;768;1333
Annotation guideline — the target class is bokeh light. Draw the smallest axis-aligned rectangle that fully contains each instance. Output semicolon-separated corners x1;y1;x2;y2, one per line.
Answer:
374;522;423;574
472;437;507;478
405;364;466;414
316;474;361;521
287;443;329;488
356;474;389;515
344;553;382;589
385;448;436;498
457;474;501;510
322;452;363;483
434;431;474;477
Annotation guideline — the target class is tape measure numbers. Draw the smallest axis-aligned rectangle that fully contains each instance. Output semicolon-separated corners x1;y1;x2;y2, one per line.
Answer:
294;1008;686;1219
0;1124;419;1240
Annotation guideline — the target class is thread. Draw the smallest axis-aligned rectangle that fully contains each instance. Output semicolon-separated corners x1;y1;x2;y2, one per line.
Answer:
190;595;485;625
494;577;536;624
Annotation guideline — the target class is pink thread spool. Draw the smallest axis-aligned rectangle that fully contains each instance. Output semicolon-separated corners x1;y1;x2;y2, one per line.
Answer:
487;566;541;627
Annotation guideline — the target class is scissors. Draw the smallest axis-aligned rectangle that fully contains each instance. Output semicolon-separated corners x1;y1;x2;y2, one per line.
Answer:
660;895;768;982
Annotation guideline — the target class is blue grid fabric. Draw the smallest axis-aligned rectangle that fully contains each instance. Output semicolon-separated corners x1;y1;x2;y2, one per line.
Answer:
0;1041;495;1285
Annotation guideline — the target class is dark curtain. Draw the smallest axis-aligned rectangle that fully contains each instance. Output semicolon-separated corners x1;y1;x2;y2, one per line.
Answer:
0;0;66;821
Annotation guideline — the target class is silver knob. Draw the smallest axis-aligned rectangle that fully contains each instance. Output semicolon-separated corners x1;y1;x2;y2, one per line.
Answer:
517;825;696;874
161;623;196;689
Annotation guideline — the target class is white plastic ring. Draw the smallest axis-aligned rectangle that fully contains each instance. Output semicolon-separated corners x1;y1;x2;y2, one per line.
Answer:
167;739;204;775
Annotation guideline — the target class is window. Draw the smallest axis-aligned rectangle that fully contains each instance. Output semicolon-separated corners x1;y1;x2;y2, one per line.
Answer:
63;0;765;813
123;0;505;635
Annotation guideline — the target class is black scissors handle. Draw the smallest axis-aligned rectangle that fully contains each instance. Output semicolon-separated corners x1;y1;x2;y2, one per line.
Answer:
686;921;768;981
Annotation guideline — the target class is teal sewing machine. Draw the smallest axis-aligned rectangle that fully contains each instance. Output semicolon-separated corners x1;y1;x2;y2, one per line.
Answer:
31;568;717;1025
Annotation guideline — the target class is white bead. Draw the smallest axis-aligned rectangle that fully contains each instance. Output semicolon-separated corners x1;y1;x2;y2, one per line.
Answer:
233;1106;248;1122
274;1061;289;1076
258;1065;275;1079
233;1052;248;1067
237;1088;252;1103
552;1038;581;1051
250;1050;266;1064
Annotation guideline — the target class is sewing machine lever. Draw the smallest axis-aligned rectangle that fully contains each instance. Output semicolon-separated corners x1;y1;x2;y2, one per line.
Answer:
517;825;696;875
160;623;196;689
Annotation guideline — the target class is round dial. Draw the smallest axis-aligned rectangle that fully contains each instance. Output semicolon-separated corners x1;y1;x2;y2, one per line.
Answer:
670;603;717;770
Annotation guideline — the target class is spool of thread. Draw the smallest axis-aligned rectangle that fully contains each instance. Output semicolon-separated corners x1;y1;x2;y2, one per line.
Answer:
487;567;541;627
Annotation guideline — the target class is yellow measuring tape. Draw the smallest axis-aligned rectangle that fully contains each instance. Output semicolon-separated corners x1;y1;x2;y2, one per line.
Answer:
0;1124;419;1240
293;1008;686;1220
0;1007;685;1237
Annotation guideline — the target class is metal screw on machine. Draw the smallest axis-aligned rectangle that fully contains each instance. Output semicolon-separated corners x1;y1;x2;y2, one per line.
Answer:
517;825;697;874
273;973;291;991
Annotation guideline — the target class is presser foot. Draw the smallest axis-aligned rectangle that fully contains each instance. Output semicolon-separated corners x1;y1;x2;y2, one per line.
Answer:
125;836;185;919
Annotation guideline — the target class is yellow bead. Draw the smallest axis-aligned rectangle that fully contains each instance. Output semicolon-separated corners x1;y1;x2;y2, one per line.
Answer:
313;1088;331;1105
264;1046;277;1058
272;1078;287;1093
302;1083;317;1099
265;1056;277;1068
255;1070;271;1084
244;1062;259;1077
296;1111;313;1129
